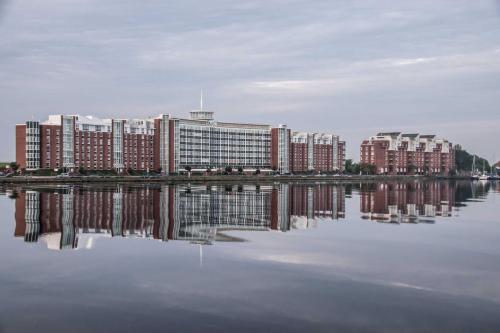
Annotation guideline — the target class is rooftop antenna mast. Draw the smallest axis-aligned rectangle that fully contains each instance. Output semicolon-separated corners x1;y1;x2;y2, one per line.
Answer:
200;89;203;111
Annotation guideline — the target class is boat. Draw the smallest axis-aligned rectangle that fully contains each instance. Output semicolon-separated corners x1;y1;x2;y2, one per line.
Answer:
479;174;490;181
470;155;480;180
478;160;490;181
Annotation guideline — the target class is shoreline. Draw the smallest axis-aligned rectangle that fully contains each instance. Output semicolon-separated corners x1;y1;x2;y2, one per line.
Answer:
0;174;472;184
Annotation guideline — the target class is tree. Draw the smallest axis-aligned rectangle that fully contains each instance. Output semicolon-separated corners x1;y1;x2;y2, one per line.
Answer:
344;159;361;174
454;145;491;172
9;162;19;172
359;163;376;175
254;169;261;175
225;166;233;174
344;159;353;174
237;166;243;174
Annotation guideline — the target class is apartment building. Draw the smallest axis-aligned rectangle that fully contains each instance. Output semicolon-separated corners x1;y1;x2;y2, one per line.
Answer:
289;132;344;173
15;109;291;174
360;132;454;175
16;103;345;175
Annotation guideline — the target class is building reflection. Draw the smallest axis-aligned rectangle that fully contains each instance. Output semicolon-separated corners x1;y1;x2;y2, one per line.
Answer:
359;181;464;223
13;183;345;250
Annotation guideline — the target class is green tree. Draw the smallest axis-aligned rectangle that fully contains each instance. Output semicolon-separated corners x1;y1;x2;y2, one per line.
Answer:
454;145;490;172
359;163;376;175
9;162;19;172
344;159;361;174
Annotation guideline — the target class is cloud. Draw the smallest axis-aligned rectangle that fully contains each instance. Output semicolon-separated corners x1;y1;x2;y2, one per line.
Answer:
393;57;436;66
1;0;500;160
243;49;500;98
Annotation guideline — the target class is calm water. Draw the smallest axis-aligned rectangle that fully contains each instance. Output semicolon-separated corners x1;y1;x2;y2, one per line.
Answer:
1;180;499;333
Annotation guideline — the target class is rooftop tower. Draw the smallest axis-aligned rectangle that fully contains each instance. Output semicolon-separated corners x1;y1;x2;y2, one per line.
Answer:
190;89;214;121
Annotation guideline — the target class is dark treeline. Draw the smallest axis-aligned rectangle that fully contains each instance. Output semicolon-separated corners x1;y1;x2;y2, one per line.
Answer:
454;145;491;172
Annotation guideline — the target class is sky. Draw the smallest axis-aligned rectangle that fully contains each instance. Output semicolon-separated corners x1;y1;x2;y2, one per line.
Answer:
1;0;500;162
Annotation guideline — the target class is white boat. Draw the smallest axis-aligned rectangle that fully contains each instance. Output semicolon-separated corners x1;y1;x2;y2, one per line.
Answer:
479;174;489;181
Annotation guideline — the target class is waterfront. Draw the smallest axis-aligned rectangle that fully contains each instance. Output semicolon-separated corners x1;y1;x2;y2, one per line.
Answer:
1;180;500;332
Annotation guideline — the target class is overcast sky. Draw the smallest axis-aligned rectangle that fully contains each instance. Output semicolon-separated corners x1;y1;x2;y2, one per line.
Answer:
1;0;500;161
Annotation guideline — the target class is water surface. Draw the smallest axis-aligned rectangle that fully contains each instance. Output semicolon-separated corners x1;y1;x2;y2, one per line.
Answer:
1;180;499;332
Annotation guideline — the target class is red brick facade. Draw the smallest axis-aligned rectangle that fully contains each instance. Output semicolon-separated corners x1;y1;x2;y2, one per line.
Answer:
290;142;308;172
289;133;344;174
15;125;27;169
15;114;343;175
360;133;454;175
40;124;62;169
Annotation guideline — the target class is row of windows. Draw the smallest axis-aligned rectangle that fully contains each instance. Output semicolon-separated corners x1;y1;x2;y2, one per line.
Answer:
179;148;269;153
180;127;270;134
180;134;270;140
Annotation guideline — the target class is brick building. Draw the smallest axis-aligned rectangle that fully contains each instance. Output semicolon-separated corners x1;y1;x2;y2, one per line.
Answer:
289;132;345;173
16;110;292;174
15;104;344;175
360;132;454;175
